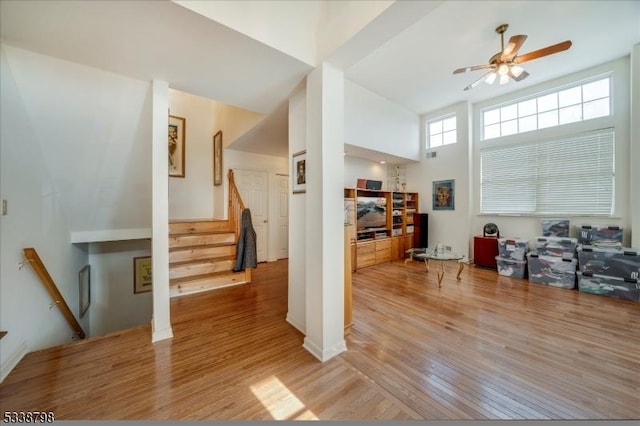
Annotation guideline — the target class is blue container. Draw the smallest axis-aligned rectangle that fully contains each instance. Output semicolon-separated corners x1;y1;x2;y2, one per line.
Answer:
497;238;529;261
576;245;640;280
527;252;576;289
535;236;577;259
541;218;570;237
496;256;527;279
576;225;623;245
577;272;640;302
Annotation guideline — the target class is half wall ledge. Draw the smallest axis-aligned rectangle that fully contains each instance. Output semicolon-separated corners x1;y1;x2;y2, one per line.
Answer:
70;228;152;244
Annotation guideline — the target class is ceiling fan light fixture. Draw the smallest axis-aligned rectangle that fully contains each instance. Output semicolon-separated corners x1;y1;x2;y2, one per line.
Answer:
497;63;509;75
485;72;497;84
499;74;509;85
511;65;525;77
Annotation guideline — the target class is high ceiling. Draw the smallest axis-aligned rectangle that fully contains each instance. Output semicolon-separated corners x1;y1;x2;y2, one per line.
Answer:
2;1;639;160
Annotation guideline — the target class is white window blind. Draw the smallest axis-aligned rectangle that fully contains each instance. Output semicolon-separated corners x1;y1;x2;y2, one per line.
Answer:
480;128;614;215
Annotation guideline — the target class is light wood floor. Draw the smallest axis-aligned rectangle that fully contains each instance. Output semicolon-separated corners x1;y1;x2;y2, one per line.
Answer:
1;259;639;420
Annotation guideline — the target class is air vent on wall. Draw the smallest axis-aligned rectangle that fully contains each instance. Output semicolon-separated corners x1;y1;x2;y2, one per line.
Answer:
426;151;437;159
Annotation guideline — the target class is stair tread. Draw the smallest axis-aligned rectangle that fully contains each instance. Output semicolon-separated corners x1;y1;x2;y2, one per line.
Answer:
170;255;236;267
170;230;234;237
169;242;236;252
170;269;244;285
169;218;226;223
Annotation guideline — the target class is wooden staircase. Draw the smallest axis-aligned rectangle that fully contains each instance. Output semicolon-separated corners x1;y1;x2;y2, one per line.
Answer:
169;219;249;297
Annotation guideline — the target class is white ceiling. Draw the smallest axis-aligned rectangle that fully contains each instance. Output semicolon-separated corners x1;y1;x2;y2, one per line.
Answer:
2;1;639;161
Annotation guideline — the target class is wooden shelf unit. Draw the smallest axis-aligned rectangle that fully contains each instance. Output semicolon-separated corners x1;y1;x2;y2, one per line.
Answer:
345;187;419;269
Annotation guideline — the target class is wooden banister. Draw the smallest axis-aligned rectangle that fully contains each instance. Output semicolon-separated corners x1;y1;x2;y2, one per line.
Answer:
227;169;246;239
22;248;86;339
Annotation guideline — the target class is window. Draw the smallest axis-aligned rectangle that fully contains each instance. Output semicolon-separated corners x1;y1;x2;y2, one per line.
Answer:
482;77;610;140
428;115;456;148
480;128;614;215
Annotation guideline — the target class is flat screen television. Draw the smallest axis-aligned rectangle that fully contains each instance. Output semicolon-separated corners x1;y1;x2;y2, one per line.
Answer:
357;196;387;230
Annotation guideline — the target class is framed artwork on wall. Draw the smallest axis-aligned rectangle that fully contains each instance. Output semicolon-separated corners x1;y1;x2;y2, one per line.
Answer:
133;256;152;294
79;264;90;319
213;130;223;186
292;150;306;194
169;115;186;178
433;179;455;210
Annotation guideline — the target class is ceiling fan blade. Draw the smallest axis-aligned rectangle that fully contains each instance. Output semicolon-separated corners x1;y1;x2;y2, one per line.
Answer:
464;71;493;91
508;68;529;82
501;35;527;61
453;63;494;74
513;40;572;64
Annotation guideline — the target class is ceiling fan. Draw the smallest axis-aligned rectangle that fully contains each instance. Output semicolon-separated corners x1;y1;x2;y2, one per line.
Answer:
453;24;572;91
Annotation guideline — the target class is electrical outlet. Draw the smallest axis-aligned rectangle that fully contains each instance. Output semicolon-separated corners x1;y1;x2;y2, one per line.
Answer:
1;199;6;216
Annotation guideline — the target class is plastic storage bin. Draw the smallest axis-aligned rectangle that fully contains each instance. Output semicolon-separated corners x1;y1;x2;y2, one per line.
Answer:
576;246;640;280
497;238;529;261
541;218;570;237
496;256;527;279
527;252;576;289
576;225;623;245
535;236;577;259
577;272;640;302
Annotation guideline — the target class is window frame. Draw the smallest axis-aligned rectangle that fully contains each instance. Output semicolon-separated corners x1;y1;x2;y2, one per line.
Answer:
481;74;612;141
426;114;457;150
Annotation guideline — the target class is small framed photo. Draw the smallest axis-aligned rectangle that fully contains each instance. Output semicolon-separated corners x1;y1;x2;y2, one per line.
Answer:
292;150;306;194
433;179;455;210
213;130;223;186
169;115;186;178
79;265;90;319
133;256;152;294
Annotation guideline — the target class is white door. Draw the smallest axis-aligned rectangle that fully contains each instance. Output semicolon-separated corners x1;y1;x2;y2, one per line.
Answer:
234;169;268;263
276;174;289;259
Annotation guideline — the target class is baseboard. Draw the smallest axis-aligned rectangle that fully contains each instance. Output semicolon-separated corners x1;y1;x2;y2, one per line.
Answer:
151;322;173;343
285;313;305;334
0;340;29;383
303;337;347;362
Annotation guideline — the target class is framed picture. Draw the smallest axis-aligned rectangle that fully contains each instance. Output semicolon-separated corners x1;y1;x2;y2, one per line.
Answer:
292;150;306;194
79;265;90;319
433;179;455;210
213;130;223;186
133;256;152;294
169;115;186;178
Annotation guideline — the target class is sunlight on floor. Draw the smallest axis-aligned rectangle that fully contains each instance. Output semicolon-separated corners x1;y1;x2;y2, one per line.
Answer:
250;376;319;420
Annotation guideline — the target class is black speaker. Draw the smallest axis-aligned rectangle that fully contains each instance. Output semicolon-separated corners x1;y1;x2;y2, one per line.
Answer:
413;213;428;248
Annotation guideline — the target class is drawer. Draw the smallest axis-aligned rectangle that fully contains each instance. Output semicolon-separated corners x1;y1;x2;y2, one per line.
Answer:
375;239;391;251
358;252;376;267
376;250;391;263
358;243;375;254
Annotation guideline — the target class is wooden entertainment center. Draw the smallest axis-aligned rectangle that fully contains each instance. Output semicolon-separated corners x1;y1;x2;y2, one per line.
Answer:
344;187;419;270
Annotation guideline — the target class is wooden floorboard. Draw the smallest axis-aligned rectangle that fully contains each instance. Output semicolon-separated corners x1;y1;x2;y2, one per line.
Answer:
1;259;639;420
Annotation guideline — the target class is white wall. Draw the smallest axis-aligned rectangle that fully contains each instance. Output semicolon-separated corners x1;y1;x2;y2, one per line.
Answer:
224;149;289;262
286;83;307;333
630;44;640;249
168;89;219;220
345;79;420;162
88;240;152;337
1;46;89;381
470;57;633;251
343;156;387;188
406;101;472;257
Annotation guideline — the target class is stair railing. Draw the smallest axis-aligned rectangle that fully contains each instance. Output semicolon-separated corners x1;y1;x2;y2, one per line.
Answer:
227;169;252;282
227;169;246;239
21;248;86;339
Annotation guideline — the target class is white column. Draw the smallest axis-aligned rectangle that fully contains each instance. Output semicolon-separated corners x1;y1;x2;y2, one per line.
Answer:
630;43;640;249
151;80;173;342
287;83;307;333
303;63;346;361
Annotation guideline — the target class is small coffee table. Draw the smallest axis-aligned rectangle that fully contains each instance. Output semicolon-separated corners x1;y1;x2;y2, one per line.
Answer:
405;248;465;288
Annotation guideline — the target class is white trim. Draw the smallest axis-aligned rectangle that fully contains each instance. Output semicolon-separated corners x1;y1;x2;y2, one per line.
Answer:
0;340;29;383
303;337;347;362
286;313;305;334
70;228;152;243
151;320;173;343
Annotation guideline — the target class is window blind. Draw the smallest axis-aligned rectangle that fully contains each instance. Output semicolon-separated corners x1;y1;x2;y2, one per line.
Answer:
480;128;614;215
